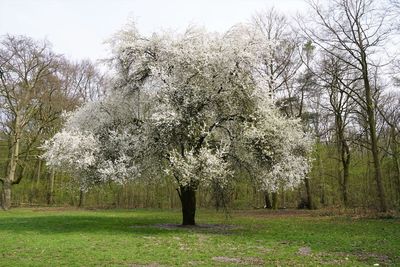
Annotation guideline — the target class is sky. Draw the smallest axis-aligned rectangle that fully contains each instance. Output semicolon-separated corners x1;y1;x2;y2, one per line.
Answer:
0;0;308;62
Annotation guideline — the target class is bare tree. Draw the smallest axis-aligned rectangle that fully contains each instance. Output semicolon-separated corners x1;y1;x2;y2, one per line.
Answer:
59;59;106;103
300;0;393;211
318;54;358;206
252;8;302;96
251;8;304;209
45;59;106;206
0;35;60;209
378;92;400;206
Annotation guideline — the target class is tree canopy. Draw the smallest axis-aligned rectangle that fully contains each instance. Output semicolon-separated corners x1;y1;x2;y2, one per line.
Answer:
42;25;313;224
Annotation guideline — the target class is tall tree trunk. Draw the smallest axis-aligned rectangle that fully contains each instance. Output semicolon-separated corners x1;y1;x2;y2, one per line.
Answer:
340;125;351;207
304;177;313;209
317;142;326;206
36;159;41;187
179;186;196;225
342;155;350;206
78;189;85;208
361;52;388;212
336;115;351;207
281;190;286;208
272;192;278;210
394;157;400;206
2;115;21;210
264;191;272;209
47;169;55;205
366;106;387;211
0;181;2;208
390;126;400;206
1;180;12;210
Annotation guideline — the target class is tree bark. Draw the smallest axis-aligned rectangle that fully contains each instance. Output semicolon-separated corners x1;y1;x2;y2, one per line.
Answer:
304;177;314;209
395;157;400;206
2;114;21;210
390;126;400;206
35;159;41;188
47;169;55;205
342;155;350;206
361;51;388;212
272;192;278;210
78;189;85;208
336;114;351;207
179;186;196;225
264;191;272;209
1;180;12;210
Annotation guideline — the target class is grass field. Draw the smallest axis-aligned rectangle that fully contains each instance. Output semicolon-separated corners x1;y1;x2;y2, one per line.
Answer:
0;208;399;266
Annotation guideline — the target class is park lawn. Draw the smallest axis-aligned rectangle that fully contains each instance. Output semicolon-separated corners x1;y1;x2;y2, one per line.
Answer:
0;208;399;266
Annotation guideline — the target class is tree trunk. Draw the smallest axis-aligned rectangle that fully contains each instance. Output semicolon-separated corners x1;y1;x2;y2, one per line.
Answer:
78;189;85;208
366;102;387;211
179;186;196;225
317;142;326;206
1;180;12;210
36;159;41;187
335;109;351;207
395;160;400;207
360;48;388;212
2;113;21;210
47;170;55;205
342;159;350;206
339;131;350;207
304;177;313;209
264;191;272;209
369;127;387;212
272;192;278;210
8;126;20;186
389;126;400;206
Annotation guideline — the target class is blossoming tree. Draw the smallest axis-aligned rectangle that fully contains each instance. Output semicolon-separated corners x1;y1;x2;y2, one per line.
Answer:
43;24;313;225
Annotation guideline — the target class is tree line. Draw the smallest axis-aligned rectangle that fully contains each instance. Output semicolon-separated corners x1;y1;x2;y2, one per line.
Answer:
1;0;399;216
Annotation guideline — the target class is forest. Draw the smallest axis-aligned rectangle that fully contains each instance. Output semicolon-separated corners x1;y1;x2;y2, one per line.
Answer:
1;0;400;219
2;0;400;266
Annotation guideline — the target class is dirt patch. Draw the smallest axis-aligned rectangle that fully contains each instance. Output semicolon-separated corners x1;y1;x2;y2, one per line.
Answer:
212;256;264;265
197;234;209;242
353;252;392;265
314;253;348;265
256;246;272;253
187;261;205;266
297;246;312;256
129;263;160;267
319;252;394;266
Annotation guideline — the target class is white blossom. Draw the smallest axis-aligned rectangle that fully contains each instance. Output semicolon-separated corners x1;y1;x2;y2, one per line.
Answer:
41;130;99;171
168;147;232;188
42;23;313;195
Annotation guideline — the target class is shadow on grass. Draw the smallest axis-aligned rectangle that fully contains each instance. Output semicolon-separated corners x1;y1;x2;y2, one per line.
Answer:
0;211;240;236
0;209;399;265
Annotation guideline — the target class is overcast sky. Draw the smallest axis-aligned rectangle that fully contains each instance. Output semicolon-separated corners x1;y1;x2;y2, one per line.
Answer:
0;0;308;62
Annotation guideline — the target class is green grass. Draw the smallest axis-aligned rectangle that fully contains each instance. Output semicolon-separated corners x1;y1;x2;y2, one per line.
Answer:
0;208;399;266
